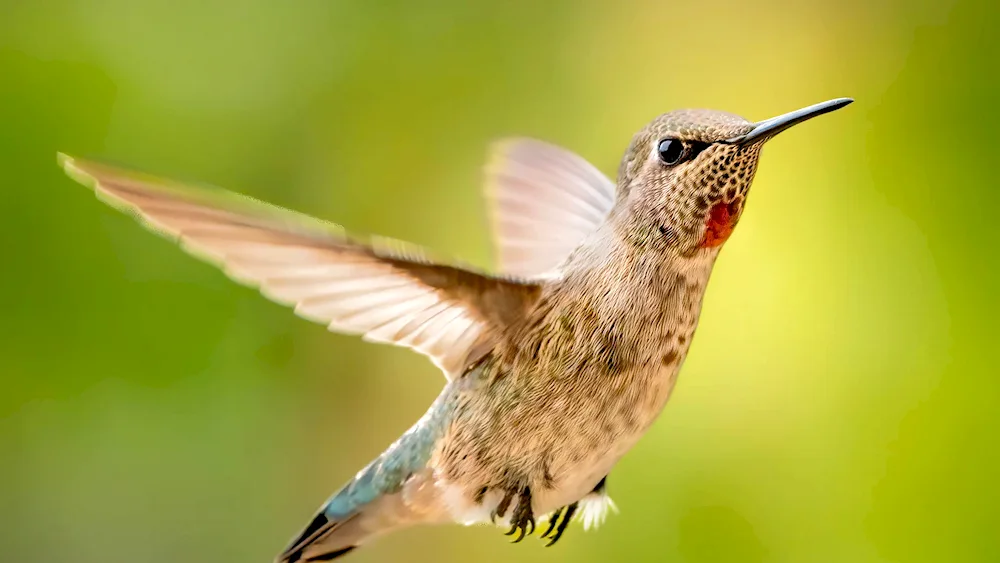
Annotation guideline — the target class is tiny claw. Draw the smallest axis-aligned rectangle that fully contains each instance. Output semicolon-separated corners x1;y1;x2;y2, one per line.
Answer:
499;485;535;544
541;508;563;539
544;502;577;547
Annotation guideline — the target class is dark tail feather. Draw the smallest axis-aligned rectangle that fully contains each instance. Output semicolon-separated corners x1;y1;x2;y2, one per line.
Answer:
277;511;360;563
302;546;356;562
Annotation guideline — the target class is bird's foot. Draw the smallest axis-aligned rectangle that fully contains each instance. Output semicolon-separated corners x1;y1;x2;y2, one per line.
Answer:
540;501;578;547
490;486;535;543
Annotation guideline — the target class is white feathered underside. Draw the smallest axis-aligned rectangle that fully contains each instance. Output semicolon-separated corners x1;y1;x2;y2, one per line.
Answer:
484;138;617;278
577;491;619;531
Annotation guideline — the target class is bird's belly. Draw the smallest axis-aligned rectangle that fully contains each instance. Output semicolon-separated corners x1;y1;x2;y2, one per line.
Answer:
533;369;681;515
531;432;637;514
432;355;684;525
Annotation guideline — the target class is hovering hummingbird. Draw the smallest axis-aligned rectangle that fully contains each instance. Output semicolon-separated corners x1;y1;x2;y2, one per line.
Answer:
59;97;852;561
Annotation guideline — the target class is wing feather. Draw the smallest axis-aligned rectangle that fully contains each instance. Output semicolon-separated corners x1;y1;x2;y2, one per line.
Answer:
59;153;540;378
484;138;617;277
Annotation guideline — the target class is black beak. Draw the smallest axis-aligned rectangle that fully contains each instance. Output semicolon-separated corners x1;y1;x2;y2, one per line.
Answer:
723;98;853;145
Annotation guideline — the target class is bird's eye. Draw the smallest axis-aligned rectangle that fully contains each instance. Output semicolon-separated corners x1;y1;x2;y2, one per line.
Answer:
657;138;688;166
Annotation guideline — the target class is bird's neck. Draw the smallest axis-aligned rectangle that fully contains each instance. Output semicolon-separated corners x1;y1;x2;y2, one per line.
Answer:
552;223;718;358
562;221;720;293
487;222;719;392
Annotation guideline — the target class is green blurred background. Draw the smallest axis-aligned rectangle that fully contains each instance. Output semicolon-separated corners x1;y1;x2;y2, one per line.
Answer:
2;0;998;561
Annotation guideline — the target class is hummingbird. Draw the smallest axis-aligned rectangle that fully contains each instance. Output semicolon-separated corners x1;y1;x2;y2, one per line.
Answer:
58;97;852;561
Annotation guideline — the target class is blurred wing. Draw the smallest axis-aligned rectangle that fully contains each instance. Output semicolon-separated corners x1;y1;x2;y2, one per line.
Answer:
484;138;616;277
59;154;540;379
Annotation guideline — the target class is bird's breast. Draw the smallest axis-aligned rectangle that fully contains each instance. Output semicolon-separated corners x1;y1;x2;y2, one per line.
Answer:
430;268;709;520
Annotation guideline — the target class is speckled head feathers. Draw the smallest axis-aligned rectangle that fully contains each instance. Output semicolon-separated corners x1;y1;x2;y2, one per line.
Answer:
650;109;755;143
612;99;852;256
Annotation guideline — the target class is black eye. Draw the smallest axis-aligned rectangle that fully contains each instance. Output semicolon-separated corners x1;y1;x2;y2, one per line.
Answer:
657;138;687;165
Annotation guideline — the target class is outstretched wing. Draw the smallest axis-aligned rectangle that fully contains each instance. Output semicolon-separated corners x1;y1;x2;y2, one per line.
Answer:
60;154;540;379
483;138;616;278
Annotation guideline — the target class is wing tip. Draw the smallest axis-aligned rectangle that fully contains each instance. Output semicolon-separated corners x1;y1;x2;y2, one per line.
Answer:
58;152;162;222
58;152;98;192
56;151;74;169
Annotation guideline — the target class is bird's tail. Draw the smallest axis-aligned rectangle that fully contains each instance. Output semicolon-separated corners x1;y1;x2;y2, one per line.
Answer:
277;465;441;562
277;488;425;562
279;395;451;561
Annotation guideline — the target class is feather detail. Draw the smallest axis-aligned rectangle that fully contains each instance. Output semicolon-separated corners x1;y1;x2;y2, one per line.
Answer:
59;153;541;379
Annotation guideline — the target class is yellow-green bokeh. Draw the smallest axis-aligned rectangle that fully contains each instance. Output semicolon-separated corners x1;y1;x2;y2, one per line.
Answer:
2;1;997;562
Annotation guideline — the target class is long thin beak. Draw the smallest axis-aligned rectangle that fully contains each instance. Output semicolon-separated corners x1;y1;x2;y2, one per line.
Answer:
723;97;853;145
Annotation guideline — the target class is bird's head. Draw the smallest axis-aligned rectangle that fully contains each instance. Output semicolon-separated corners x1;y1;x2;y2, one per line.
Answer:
613;98;852;258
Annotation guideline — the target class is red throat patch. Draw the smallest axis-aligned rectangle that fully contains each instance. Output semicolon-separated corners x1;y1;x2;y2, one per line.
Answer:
698;202;739;248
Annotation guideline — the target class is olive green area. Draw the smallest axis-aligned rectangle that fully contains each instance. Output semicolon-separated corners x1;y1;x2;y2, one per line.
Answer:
1;0;997;561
